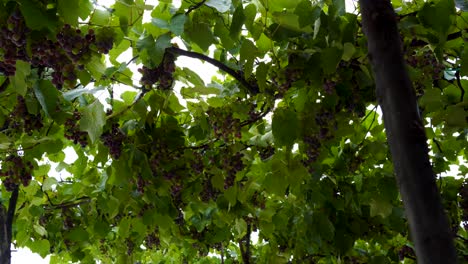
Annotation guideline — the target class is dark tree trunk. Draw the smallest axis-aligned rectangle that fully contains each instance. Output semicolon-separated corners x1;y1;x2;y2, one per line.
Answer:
0;187;19;264
358;0;457;263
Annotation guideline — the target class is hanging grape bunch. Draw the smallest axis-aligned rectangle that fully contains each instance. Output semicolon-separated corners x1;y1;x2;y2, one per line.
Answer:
64;111;88;147
101;124;126;159
0;154;34;191
138;51;175;90
7;96;43;135
95;27;114;54
221;151;244;189
302;135;321;173
206;107;241;141
0;10;28;75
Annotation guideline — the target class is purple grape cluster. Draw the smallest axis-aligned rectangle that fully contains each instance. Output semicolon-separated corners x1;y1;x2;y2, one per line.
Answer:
200;175;220;202
101;124;126;159
95;27;114;54
0;10;29;75
258;146;275;160
302;135;321;173
145;232;160;249
64;111;88;147
7;96;43;135
0;9;114;89
138;52;175;90
322;79;336;95
398;245;415;261
222;152;244;189
206;107;241;141
0;154;34;191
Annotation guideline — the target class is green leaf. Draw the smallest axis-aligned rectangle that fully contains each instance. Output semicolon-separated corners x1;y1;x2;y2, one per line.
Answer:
19;0;57;30
230;4;245;39
235;218;247;238
205;0;231;13
170;14;187;36
188;22;215;51
42;177;57;191
66;227;89;242
58;0;80;26
418;1;455;37
240;39;257;77
272;107;299;147
28;239;50;258
33;80;59;118
342;42;355;61
63;87;105;101
321;47;343;75
12;60;31;96
370;198;393;218
80;100;106;143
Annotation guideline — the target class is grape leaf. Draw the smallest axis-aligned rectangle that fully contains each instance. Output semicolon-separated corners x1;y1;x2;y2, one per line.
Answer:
80;100;106;143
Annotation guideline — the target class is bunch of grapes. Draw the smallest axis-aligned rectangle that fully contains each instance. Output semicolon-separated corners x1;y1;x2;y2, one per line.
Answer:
101;124;126;159
221;152;244;189
315;109;336;140
95;27;114;54
0;154;34;191
0;8;114;89
258;145;275;160
398;245;415;261
170;183;183;207
0;10;28;75
322;79;336;95
206;107;241;141
144;231;160;249
302;135;321;173
200;174;220;202
138;52;175;90
7;96;43;135
64;111;88;147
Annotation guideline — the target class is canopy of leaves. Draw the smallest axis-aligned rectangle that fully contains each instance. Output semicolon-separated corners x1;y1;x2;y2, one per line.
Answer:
0;0;467;263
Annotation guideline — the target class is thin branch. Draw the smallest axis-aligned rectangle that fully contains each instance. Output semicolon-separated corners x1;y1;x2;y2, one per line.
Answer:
185;0;207;15
432;138;443;153
167;47;259;95
0;78;10;93
44;197;91;211
455;70;465;102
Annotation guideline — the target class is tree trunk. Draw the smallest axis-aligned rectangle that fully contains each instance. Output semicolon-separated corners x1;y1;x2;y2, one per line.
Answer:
358;0;457;263
0;187;19;264
0;203;11;264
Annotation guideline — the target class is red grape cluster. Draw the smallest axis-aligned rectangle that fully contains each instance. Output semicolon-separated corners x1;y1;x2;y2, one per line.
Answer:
398;245;415;261
258;146;275;160
200;174;220;202
302;135;321;173
0;154;34;191
0;10;29;75
206;107;241;141
221;151;244;189
0;9;114;89
95;27;114;54
138;52;176;90
7;96;43;135
315;110;335;140
322;79;336;95
144;231;160;249
64;111;88;147
101;124;126;159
